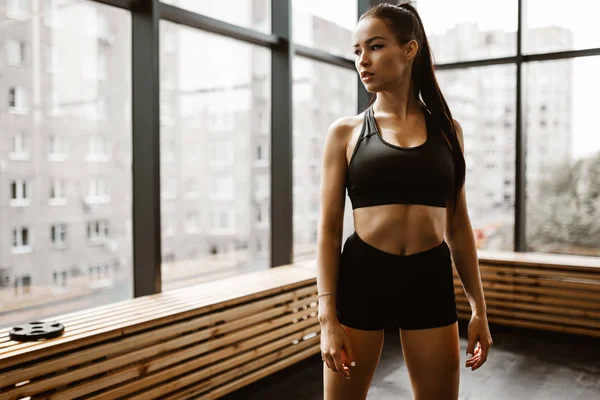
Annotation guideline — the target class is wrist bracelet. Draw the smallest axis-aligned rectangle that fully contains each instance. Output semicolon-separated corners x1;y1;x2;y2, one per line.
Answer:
317;291;338;299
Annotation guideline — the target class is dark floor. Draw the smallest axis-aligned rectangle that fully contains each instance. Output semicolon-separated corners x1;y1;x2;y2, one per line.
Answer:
221;321;600;400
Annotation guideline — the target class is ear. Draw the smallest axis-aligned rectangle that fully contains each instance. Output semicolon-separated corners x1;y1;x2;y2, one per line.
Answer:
405;39;419;60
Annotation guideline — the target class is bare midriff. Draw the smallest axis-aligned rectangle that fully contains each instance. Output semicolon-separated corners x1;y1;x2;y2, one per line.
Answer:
352;204;446;256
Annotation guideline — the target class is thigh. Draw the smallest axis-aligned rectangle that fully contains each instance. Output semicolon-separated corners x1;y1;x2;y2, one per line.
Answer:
323;324;385;400
400;322;460;400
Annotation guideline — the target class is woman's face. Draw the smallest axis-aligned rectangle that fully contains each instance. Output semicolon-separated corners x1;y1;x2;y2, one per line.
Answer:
353;17;417;92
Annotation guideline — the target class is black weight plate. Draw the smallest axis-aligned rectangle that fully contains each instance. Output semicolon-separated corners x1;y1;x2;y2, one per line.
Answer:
9;321;65;342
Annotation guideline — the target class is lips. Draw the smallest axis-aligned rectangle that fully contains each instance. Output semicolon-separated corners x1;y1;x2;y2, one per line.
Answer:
360;71;374;78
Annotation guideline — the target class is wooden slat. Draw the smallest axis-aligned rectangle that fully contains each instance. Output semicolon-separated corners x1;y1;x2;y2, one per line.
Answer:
0;265;316;339
456;304;600;330
457;311;600;338
474;272;600;292
163;339;321;400
1;294;318;390
50;318;320;399
478;250;600;270
0;274;319;399
452;278;600;301
477;264;600;282
0;271;317;368
454;283;598;310
456;297;600;320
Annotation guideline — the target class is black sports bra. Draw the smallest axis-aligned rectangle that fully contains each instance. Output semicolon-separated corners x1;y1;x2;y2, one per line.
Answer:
346;104;454;209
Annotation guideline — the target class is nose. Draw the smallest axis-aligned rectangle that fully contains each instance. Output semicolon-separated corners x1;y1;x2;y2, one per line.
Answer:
358;53;371;69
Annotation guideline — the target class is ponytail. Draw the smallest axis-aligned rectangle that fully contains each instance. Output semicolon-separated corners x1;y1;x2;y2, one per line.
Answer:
360;2;466;213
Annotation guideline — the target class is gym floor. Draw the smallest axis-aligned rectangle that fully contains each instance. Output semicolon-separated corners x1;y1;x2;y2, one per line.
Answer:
220;321;600;400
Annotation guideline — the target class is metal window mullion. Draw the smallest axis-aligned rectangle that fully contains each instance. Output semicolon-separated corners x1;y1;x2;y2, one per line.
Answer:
132;0;162;296
270;0;293;268
515;0;526;252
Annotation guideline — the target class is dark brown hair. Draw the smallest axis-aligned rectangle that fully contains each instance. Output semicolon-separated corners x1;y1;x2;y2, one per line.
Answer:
359;2;466;213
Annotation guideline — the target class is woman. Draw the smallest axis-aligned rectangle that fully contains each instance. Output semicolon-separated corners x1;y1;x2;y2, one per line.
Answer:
316;3;493;399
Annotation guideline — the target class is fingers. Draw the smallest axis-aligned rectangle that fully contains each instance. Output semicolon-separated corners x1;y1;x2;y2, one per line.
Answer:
466;334;476;360
466;335;493;371
472;335;492;371
323;350;351;378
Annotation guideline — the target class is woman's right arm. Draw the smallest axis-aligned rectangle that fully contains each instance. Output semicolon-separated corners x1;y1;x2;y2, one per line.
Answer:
317;117;352;325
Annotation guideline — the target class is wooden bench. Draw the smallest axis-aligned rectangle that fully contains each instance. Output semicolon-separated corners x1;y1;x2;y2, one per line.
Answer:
0;265;320;399
455;252;600;338
1;252;598;399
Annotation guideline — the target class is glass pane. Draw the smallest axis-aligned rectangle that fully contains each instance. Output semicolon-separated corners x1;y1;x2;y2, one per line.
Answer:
0;0;132;329
417;0;517;64
525;57;600;256
160;0;270;34
160;21;271;291
292;57;357;262
524;0;600;54
292;0;357;57
436;65;517;251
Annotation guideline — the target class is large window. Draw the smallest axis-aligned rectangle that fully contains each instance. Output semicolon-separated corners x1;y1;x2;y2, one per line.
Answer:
525;57;600;256
292;58;357;261
292;0;357;57
0;0;132;330
523;0;600;54
418;0;518;64
161;0;270;33
159;21;271;291
437;65;517;251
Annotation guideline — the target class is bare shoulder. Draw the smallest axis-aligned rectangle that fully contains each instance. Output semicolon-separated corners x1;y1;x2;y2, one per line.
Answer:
324;113;365;161
325;114;363;143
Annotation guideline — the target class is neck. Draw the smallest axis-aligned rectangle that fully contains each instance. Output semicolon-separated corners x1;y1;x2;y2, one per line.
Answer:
372;77;420;120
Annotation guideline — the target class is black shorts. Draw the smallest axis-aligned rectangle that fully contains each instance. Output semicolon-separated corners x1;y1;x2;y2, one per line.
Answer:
335;231;458;331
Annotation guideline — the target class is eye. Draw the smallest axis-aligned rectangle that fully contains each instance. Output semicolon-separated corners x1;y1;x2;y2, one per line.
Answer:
353;49;361;56
371;44;383;50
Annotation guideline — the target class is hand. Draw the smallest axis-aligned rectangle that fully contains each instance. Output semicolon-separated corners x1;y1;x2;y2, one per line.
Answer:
465;313;493;371
320;321;356;379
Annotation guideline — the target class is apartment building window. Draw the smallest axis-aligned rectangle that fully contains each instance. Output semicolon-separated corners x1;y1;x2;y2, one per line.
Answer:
9;133;28;160
10;180;30;207
14;275;32;296
86;179;110;204
256;203;263;223
48;136;68;161
8;87;27;112
86;136;110;161
210;209;234;232
185;212;199;234
12;227;31;253
185;178;198;198
87;220;109;243
85;8;109;38
98;51;108;80
47;91;61;116
6;39;25;66
49;179;67;206
51;224;67;247
254;175;269;198
53;270;68;287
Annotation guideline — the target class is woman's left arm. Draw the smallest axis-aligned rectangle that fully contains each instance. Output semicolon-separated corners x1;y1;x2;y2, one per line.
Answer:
445;119;493;371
